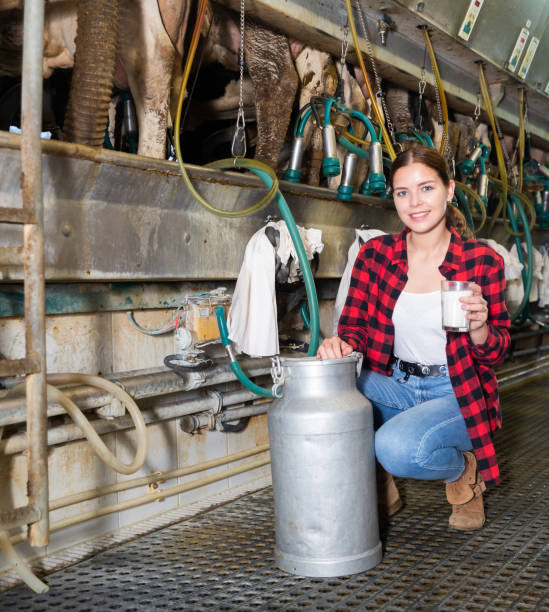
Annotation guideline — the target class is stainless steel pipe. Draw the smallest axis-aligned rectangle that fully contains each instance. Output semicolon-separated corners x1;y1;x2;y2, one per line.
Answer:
181;398;271;433
0;357;272;427
21;0;48;548
0;381;271;455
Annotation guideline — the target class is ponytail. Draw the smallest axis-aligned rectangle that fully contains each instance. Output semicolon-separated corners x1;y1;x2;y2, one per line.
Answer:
446;204;473;238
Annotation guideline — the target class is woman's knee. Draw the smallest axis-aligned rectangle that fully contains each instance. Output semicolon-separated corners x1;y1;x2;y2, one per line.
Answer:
375;420;416;475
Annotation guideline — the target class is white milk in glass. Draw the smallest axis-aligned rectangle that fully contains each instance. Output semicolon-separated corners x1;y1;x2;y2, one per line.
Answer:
441;281;472;332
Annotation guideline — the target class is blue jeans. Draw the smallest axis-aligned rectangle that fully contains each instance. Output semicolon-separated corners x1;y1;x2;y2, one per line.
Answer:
357;365;472;482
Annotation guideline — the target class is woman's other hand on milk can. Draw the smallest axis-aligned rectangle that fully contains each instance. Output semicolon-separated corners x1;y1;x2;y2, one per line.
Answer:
317;336;354;360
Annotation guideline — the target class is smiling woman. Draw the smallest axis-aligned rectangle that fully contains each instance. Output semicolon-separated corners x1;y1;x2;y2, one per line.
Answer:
390;146;469;238
317;146;511;533
392;163;452;234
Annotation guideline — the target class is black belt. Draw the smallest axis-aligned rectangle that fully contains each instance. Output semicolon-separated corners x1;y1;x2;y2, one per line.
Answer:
391;357;447;378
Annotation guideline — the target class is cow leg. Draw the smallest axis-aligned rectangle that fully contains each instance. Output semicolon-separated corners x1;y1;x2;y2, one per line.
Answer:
118;0;176;159
454;112;476;162
294;47;337;186
245;21;298;170
326;64;370;191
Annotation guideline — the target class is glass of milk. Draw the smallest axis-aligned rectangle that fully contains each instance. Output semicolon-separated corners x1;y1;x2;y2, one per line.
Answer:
441;280;473;332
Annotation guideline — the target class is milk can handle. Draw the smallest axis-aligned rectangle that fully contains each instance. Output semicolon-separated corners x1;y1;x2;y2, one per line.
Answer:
270;356;285;398
352;351;364;378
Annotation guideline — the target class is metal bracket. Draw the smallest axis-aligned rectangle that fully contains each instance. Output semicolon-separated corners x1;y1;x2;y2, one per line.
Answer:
186;370;208;391
206;389;223;430
96;378;127;419
148;474;165;502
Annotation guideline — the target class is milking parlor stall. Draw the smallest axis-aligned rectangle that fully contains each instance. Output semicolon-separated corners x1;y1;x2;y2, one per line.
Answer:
0;0;549;607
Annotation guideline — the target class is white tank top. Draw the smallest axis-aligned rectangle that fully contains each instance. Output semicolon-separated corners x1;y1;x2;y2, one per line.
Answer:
392;290;447;365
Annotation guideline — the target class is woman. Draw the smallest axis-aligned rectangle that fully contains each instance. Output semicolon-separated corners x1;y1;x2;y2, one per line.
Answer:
317;146;510;530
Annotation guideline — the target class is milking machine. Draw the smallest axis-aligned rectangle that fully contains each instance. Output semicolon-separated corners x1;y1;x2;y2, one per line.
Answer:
284;95;386;200
459;143;490;204
472;68;548;328
524;165;549;229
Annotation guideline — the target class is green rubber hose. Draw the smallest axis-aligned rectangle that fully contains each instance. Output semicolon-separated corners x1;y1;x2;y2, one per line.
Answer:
249;168;320;357
506;193;534;324
216;307;277;398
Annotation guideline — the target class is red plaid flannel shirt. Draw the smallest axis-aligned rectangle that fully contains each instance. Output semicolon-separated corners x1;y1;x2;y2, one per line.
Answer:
338;226;510;488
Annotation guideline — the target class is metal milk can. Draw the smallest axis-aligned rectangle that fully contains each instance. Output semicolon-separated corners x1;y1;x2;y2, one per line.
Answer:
268;354;382;577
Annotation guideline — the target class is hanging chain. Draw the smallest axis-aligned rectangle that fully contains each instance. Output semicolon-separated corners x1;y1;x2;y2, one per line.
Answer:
474;93;481;124
336;21;350;101
493;110;511;169
510;90;528;186
485;84;512;173
523;92;529;136
416;45;427;131
430;58;451;163
341;21;350;65
231;0;247;158
469;93;482;156
353;0;396;142
432;80;444;139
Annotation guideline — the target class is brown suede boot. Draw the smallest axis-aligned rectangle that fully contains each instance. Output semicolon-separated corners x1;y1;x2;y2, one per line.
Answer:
446;451;486;531
377;463;403;517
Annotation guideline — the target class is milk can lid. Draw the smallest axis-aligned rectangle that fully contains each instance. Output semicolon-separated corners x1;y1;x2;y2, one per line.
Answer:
276;351;363;376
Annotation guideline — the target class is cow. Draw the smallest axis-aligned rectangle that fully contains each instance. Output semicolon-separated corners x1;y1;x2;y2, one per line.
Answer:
0;0;299;167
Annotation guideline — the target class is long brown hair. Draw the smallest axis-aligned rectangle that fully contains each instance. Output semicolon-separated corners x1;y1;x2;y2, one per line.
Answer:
389;146;472;237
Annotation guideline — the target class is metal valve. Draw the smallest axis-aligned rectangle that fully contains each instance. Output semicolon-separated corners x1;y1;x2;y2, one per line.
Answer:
460;146;483;175
361;141;386;194
284;137;305;183
477;173;488;199
322;125;341;177
337;153;358;201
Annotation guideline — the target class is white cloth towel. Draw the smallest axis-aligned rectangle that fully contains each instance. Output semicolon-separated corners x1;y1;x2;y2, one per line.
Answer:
479;239;524;281
507;243;544;309
539;248;549;308
479;239;524;313
332;228;386;335
227;225;278;357
228;221;324;357
273;220;324;282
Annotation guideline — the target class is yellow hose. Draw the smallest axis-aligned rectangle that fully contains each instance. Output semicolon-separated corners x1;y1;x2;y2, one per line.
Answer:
423;28;449;156
173;0;278;217
455;180;487;233
45;374;148;474
0;529;49;593
342;130;372;147
13;374;149;475
478;63;508;235
489;175;536;232
344;0;396;161
518;88;525;193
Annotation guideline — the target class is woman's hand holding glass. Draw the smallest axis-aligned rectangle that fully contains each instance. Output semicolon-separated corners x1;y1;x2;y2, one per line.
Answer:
316;336;354;360
461;282;489;344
